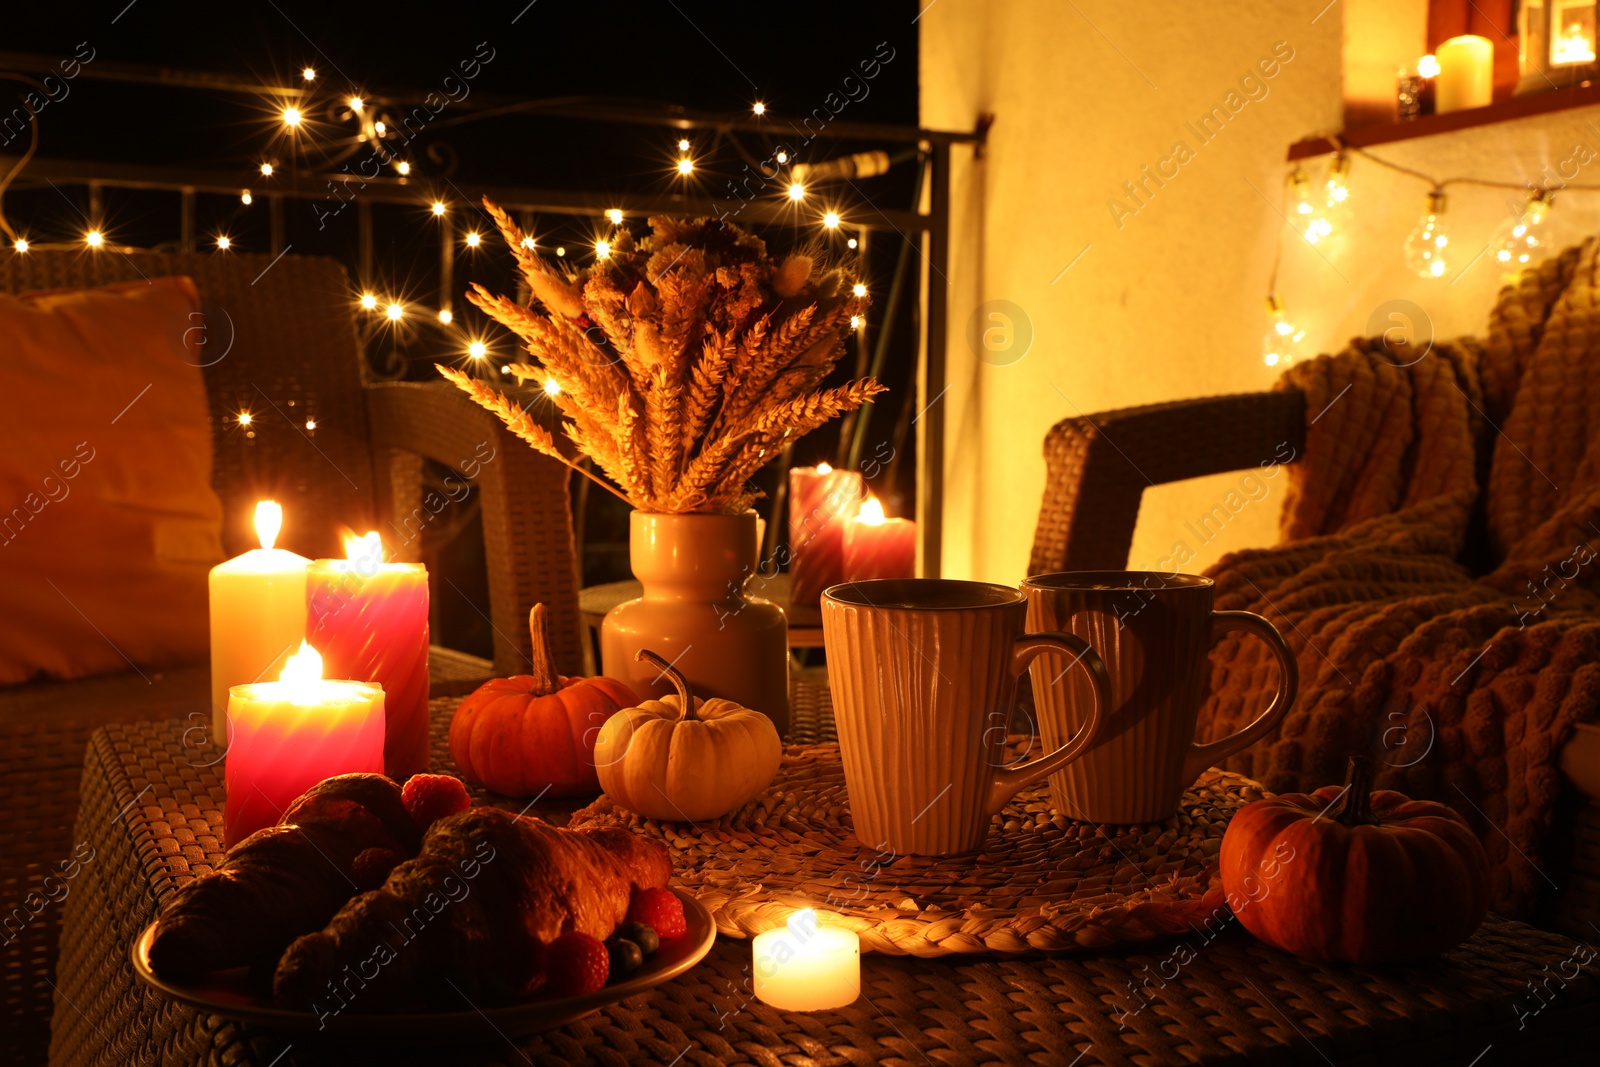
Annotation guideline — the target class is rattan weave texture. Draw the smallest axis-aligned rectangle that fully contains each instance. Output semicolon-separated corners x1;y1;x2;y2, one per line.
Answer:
46;692;1599;1066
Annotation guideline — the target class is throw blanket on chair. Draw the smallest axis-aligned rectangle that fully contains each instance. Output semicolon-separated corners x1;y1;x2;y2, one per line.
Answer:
1198;240;1600;918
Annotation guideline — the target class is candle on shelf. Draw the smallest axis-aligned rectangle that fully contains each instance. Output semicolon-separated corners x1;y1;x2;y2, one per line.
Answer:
224;641;385;845
1435;35;1493;113
209;501;311;745
752;908;860;1011
306;532;430;780
842;498;916;583
788;463;864;606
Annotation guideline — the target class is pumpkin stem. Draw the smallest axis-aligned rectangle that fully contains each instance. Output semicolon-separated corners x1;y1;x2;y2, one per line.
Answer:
635;649;698;721
526;603;562;697
1334;755;1377;827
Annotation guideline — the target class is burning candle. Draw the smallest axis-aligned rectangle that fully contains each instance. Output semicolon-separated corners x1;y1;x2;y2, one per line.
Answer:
1435;35;1493;113
843;498;916;583
224;642;385;845
306;533;430;780
788;464;864;606
209;501;310;745
751;908;860;1011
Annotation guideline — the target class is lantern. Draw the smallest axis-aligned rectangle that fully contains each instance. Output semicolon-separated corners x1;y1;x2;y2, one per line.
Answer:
1519;0;1600;93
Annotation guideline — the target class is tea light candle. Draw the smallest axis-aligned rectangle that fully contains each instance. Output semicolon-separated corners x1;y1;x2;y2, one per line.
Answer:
209;501;310;745
224;642;385;845
788;464;864;606
1435;35;1493;113
752;908;860;1011
843;498;916;583
306;532;430;780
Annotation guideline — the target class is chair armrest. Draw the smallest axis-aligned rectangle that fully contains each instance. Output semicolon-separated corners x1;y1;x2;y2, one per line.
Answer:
365;381;583;678
1028;389;1305;574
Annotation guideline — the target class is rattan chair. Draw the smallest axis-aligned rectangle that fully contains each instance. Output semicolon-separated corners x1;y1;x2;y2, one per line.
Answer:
0;250;580;1065
1027;387;1600;939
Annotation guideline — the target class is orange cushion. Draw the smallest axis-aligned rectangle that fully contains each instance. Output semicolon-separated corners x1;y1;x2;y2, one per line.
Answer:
0;277;224;684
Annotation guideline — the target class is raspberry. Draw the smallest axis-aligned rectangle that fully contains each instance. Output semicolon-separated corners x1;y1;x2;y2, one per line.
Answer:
351;847;403;890
544;932;609;997
400;774;471;831
625;887;686;939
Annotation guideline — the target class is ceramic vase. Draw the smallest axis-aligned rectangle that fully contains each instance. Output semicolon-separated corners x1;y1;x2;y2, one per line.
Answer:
600;510;790;737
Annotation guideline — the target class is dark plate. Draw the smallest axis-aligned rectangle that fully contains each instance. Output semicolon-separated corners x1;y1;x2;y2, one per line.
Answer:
130;888;715;1037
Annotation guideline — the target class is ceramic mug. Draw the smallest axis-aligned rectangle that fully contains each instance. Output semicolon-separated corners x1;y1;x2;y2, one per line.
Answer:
1021;571;1298;824
821;578;1112;856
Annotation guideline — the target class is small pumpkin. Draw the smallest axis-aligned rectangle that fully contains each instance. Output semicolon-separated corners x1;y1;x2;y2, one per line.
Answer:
594;649;782;822
1221;755;1489;964
449;603;636;798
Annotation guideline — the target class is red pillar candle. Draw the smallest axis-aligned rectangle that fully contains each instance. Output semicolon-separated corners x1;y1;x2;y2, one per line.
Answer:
843;498;916;583
788;463;864;605
306;532;430;780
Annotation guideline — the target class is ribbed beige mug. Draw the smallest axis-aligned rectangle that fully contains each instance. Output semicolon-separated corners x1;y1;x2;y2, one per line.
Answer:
822;579;1111;856
1022;571;1298;824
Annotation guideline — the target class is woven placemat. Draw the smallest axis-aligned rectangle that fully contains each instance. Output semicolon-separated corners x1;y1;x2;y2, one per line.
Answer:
569;738;1267;957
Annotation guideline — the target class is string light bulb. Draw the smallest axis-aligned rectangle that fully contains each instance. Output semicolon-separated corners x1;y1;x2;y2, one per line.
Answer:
1404;189;1451;279
850;315;862;330
823;211;841;229
752;101;766;116
305;419;316;430
349;96;364;112
847;237;857;249
374;121;386;135
216;235;231;250
787;182;805;201
1323;151;1352;207
1290;169;1334;245
606;208;623;225
521;236;536;249
431;201;446;216
260;163;274;177
852;282;867;297
241;190;253;205
776;150;788;164
237;412;253;426
395;161;411;175
282;107;302;128
438;309;453;324
359;293;378;310
556;246;566;257
385;302;403;321
85;230;104;249
677;157;694;175
677;138;691;151
302;67;316;81
468;340;487;359
1491;189;1555;275
595;239;611;260
13;238;27;253
1261;294;1308;368
465;231;481;248
544;378;561;396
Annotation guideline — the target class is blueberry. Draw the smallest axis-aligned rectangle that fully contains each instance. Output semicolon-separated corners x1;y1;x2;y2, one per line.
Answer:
606;936;644;976
617;921;659;955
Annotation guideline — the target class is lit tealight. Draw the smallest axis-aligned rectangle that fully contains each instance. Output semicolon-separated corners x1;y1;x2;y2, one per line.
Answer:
216;235;232;250
606;208;623;225
468;340;487;359
282;107;302;128
751;909;860;1012
677;157;694;175
359;293;378;310
465;231;481;247
302;67;317;82
85;230;104;249
260;162;274;177
852;282;867;297
385;302;403;321
431;201;446;216
1418;54;1441;78
396;161;411;175
788;182;805;201
823;212;841;229
13;238;27;253
544;378;561;397
438;309;454;324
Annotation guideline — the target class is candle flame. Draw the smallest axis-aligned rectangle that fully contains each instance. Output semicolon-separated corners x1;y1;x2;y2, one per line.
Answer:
255;500;283;550
787;907;819;937
857;497;886;525
280;641;323;684
816;462;832;475
344;530;385;565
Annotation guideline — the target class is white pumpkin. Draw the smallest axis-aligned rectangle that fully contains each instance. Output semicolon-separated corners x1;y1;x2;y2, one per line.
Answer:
595;650;782;822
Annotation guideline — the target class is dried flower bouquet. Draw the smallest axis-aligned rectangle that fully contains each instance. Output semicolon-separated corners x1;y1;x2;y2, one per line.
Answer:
439;199;886;514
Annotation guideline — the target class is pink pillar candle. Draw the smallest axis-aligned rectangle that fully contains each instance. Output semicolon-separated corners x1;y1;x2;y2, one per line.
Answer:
224;642;385;846
306;533;430;781
789;464;865;605
843;499;916;583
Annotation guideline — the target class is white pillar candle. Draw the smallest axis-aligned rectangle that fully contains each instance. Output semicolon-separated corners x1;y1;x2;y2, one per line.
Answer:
752;908;860;1011
1435;35;1493;113
209;501;310;745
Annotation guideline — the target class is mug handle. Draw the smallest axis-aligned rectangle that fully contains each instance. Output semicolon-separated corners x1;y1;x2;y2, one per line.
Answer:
984;633;1112;818
1179;611;1299;787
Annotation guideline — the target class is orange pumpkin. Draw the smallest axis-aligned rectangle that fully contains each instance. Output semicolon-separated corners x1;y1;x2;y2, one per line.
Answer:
1221;755;1489;964
449;603;636;798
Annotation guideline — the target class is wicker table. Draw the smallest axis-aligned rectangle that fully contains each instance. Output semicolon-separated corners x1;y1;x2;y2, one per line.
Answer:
48;686;1598;1066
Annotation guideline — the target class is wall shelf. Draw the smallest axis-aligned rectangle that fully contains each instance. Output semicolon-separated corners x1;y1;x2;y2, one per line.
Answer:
1288;82;1600;161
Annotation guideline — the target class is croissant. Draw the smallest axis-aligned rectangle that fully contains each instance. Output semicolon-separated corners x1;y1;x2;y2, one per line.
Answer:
272;806;671;1014
147;773;421;982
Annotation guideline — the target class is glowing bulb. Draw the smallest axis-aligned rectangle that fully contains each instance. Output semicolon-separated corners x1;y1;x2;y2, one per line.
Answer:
595;240;611;259
254;500;282;549
237;411;254;427
302;67;316;81
431;201;446;216
677;157;694;175
386;302;403;321
1323;152;1351;207
359;293;377;310
1490;190;1555;276
556;246;566;257
465;231;481;247
521;236;536;249
857;497;886;525
305;419;316;430
852;282;867;297
776;150;788;164
849;315;861;330
823;211;841;229
13;239;26;253
788;182;805;201
241;190;253;205
753;101;766;116
216;235;231;250
677;138;691;151
282;107;302;127
374;121;386;135
544;378;561;397
1404;190;1451;280
468;340;487;359
438;309;454;324
1290;170;1337;245
847;238;857;249
349;96;364;112
606;208;623;225
1260;295;1309;367
500;364;512;373
1417;53;1441;78
85;230;103;248
396;161;411;175
260;163;274;177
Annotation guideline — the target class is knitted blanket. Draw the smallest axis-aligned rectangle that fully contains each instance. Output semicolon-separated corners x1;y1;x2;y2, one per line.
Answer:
1198;241;1600;918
